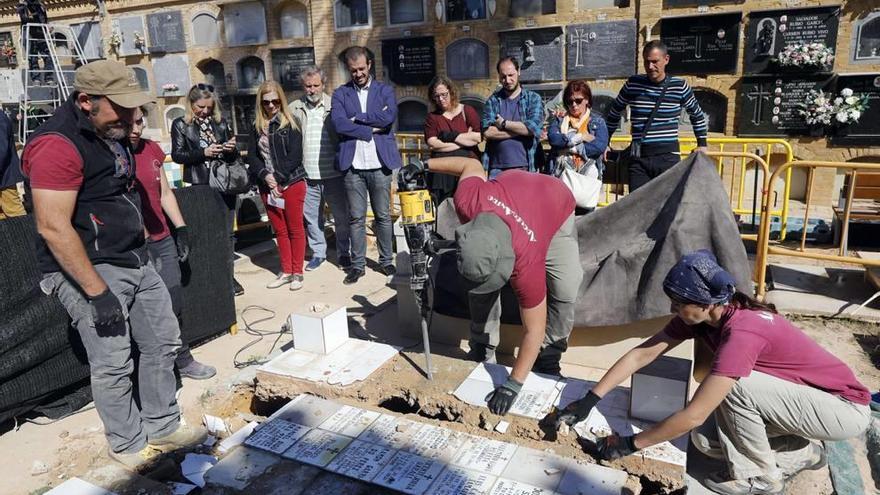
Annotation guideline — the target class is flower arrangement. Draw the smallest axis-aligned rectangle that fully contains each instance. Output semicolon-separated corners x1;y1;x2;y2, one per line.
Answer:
776;42;834;69
162;83;179;93
133;32;145;50
799;88;870;128
1;40;15;61
109;31;122;51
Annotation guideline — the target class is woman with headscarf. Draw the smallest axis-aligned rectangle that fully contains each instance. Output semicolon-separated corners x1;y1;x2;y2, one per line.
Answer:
170;83;243;295
246;81;307;290
550;250;871;495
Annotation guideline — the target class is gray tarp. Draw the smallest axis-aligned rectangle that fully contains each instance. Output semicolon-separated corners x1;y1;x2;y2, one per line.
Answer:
431;153;751;327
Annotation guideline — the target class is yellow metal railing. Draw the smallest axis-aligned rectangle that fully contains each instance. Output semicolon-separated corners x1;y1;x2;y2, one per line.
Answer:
754;160;880;299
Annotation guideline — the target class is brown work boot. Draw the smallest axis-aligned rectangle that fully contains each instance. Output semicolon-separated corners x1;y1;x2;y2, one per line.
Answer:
148;423;207;449
107;445;161;471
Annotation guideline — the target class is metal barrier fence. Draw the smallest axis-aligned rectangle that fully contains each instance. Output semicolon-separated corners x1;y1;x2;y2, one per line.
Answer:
754;160;880;299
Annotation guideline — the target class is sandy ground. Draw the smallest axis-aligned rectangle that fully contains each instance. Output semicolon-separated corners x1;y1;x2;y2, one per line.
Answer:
2;241;879;495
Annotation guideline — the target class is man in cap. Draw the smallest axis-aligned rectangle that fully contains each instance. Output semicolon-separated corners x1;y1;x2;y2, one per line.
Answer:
22;60;206;468
400;156;582;416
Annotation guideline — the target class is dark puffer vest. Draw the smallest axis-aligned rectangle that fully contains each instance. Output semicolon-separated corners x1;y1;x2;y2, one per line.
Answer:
26;96;146;273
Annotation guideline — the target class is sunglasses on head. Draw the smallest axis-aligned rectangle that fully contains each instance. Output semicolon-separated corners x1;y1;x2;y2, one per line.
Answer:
196;83;215;92
262;99;282;106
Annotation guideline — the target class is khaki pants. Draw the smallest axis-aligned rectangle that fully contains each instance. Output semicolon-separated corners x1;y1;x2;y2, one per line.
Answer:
0;186;25;220
693;371;871;480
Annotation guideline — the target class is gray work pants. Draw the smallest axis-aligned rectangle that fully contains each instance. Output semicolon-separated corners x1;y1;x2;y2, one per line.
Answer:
303;177;351;260
43;263;182;454
695;371;871;480
468;214;582;352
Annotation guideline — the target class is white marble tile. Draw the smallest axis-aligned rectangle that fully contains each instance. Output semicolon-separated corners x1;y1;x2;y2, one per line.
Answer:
427;466;497;495
318;405;381;438
498;447;567;491
555;461;627;495
450;436;518;476
243;419;309;454
325;439;397;481
281;429;352;467
374;451;446;495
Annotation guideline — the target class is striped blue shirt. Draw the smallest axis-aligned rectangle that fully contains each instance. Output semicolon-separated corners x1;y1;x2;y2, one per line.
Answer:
606;75;708;155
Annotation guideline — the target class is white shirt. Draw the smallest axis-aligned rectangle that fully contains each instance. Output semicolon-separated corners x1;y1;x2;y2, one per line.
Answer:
352;78;382;171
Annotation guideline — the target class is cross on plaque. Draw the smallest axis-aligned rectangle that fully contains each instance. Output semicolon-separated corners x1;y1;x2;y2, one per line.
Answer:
569;28;590;68
746;82;772;125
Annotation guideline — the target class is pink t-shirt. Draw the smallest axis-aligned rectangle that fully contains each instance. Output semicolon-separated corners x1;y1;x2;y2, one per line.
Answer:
453;170;575;308
133;140;171;242
663;307;870;405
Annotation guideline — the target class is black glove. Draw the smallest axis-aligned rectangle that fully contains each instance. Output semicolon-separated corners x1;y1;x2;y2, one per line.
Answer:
485;377;522;416
438;131;460;143
89;289;126;337
555;390;601;430
595;434;639;461
400;158;427;185
174;225;191;262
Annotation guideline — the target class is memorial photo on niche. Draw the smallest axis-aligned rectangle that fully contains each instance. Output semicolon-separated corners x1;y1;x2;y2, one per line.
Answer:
855;14;880;61
744;7;840;74
754;18;776;56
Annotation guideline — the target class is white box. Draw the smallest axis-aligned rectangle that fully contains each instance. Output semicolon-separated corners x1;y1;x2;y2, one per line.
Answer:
630;356;692;423
289;304;348;354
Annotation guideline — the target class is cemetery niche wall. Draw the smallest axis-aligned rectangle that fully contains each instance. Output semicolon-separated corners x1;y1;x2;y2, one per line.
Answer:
71;21;102;60
661;13;741;75
509;0;556;17
224;2;268;47
567;20;637;80
744;6;840;75
446;0;486;22
0;31;15;68
115;16;147;57
829;74;880;146
146;11;186;53
152;54;191;98
737;75;835;137
272;48;316;91
192;12;221;47
852;11;880;63
499;27;564;83
381;37;435;87
446;38;490;81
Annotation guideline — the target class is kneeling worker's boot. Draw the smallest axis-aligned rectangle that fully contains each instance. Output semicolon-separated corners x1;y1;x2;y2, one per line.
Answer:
466;342;496;364
532;341;566;376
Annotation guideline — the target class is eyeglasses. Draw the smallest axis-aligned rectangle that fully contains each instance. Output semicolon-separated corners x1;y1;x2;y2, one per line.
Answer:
566;98;586;106
196;83;215;92
433;92;450;100
262;99;282;107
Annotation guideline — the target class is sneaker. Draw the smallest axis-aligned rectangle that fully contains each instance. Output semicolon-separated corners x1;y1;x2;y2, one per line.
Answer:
381;264;397;277
783;442;827;478
338;255;352;271
289;274;304;291
343;269;365;285
703;473;785;495
107;445;161;471
178;359;217;380
267;273;294;289
233;278;245;296
148;423;208;449
305;257;325;271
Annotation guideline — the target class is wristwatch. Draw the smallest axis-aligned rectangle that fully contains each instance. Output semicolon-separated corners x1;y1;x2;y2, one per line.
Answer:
500;119;507;130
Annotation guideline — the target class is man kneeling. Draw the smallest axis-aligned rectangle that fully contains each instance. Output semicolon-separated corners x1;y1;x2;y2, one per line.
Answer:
400;158;582;416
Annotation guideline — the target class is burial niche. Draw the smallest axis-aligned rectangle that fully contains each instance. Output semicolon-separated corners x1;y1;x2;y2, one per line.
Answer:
446;38;490;80
680;88;727;134
397;99;428;132
335;0;370;29
389;0;424;24
854;12;880;62
192;13;221;47
238;56;265;90
198;59;227;93
280;1;310;38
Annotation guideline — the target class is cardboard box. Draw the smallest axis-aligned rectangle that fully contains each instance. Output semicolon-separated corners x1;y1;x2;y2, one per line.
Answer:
289;304;348;354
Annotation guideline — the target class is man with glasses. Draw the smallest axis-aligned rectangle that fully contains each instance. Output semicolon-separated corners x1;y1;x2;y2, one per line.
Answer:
482;57;544;178
21;60;205;469
330;46;402;285
290;66;350;273
606;40;709;192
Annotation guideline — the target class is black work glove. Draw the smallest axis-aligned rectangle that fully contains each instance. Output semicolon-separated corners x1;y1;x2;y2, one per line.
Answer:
400;158;427;185
485;377;522;416
595;434;639;461
89;289;126;337
555;390;601;430
174;225;191;262
438;131;460;143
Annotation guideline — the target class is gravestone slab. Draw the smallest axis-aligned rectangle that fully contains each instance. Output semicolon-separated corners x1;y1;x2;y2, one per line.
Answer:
358;414;422;450
426;467;497;495
152;54;191;97
499;28;564;83
830;74;880;146
509;0;555;17
146;11;186;53
281;429;352;467
224;2;268;47
381;37;436;87
489;479;555;495
567;20;637;80
71;22;103;60
270;394;343;427
373;451;445;495
192;12;221;47
317;405;380;438
744;6;840;74
115;17;147;57
401;424;469;462
449;436;518;476
853;13;880;62
131;66;150;91
737;75;834;136
0;69;24;103
0;32;16;68
661;13;741;74
446;39;490;81
271;47;316;91
325;439;396;480
556;462;629;495
446;0;486;22
499;447;567;490
244;419;309;454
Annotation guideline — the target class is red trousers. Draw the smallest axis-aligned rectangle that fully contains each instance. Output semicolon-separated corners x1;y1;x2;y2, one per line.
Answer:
262;180;306;275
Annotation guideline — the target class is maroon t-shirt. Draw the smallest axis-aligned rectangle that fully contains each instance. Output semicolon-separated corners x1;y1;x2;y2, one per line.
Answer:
453;171;575;308
133;140;171;242
424;105;481;160
663;306;870;405
22;135;84;190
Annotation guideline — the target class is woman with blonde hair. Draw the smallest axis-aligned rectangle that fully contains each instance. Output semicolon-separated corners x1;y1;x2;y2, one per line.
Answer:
170;83;244;295
246;81;308;290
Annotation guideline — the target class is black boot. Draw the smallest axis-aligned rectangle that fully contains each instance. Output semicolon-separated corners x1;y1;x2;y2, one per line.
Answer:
531;340;568;376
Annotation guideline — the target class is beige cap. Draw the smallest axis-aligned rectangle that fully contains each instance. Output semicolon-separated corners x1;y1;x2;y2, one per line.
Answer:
74;60;155;108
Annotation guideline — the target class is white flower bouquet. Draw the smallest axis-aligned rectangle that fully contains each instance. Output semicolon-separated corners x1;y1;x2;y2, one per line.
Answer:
799;88;870;128
776;42;835;69
799;90;834;126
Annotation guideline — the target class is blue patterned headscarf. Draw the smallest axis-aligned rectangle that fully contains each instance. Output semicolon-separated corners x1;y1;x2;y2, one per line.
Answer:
663;250;736;305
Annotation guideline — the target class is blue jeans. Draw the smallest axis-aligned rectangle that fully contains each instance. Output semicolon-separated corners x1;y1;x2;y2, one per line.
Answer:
344;168;393;270
303;177;351;260
42;263;182;454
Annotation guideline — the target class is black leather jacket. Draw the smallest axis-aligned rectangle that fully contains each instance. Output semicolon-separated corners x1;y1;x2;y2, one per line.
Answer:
246;118;306;191
170;116;239;185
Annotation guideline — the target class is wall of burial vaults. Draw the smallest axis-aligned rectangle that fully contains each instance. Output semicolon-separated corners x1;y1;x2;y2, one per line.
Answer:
1;0;879;202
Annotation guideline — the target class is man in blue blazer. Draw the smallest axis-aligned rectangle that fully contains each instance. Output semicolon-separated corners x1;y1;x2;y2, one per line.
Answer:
331;46;402;285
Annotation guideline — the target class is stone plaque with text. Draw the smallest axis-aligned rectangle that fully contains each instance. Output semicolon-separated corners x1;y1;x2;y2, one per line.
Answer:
381;37;436;86
567;20;637;80
737;75;834;136
830;74;880;146
744;6;840;74
499;28;564;83
661;13;741;74
146;11;186;53
446;39;490;81
271;48;316;91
